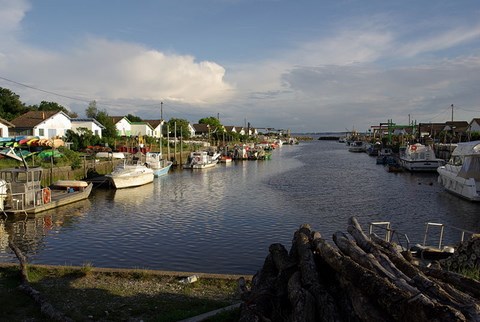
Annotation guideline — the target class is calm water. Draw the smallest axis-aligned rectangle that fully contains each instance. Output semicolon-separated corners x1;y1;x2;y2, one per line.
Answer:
1;140;480;274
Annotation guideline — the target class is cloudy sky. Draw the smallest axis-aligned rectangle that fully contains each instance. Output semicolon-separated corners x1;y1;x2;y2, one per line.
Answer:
1;0;480;133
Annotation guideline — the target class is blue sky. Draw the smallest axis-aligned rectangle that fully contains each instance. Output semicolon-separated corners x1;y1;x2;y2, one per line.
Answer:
1;0;480;133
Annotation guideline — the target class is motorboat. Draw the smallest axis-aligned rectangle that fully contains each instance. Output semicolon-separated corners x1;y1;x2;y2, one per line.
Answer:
184;151;221;169
106;160;154;188
400;143;445;172
437;140;480;201
0;167;92;214
348;141;366;152
145;152;173;177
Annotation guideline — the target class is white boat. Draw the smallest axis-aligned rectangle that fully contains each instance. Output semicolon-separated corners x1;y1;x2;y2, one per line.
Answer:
0;167;92;214
400;143;445;172
96;152;125;159
437;140;480;201
184;151;221;169
106;160;154;188
348;141;366;152
145;152;173;177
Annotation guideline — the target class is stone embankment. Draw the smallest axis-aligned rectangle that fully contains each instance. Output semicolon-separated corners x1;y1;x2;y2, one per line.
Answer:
238;217;480;322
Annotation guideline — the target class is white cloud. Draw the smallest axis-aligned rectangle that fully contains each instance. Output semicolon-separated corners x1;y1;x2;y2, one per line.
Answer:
0;0;29;33
1;37;234;106
398;25;480;57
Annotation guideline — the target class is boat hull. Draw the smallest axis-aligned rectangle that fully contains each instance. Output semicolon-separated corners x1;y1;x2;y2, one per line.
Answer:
152;161;173;177
437;166;480;201
184;160;218;169
107;172;154;189
4;183;93;214
400;159;444;172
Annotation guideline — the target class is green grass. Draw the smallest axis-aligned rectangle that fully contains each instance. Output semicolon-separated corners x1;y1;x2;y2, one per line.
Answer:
0;265;248;322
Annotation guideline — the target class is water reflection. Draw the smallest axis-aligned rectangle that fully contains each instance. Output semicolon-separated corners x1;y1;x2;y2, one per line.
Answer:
1;142;480;274
0;199;92;262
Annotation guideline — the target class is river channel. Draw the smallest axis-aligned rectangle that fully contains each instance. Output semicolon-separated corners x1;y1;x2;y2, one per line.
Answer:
1;140;480;274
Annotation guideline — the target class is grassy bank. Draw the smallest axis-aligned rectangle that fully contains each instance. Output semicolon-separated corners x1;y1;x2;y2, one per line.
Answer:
0;263;252;321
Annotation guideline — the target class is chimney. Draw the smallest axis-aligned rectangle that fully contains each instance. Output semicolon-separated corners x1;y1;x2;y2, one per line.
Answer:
42;112;45;119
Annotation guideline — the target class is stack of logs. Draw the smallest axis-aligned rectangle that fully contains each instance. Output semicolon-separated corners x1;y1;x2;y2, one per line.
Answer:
440;235;480;272
238;217;480;322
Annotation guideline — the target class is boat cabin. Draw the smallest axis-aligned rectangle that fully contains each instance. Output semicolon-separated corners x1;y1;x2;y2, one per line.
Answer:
0;167;44;211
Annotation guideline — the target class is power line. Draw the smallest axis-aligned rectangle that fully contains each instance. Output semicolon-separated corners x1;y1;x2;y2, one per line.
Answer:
0;75;92;103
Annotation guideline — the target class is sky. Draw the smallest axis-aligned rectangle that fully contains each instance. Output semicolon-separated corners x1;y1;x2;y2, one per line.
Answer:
1;0;480;133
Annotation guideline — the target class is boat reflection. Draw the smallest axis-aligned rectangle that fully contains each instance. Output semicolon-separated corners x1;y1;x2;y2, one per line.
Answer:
110;183;155;205
0;199;92;255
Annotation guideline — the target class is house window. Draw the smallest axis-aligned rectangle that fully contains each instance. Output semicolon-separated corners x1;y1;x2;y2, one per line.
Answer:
39;129;44;136
95;130;99;136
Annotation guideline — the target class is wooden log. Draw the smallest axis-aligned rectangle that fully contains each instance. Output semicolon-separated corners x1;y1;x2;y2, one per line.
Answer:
239;254;278;322
332;232;424;298
8;240;29;282
289;224;314;259
419;266;480;299
287;271;316;322
295;231;341;322
269;243;296;272
313;236;465;322
369;232;480;320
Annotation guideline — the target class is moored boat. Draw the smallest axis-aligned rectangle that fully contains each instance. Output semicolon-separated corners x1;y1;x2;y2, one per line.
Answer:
218;155;232;163
348;141;366;152
400;143;445;172
184;151;220;169
0;167;92;214
106;160;154;188
437;140;480;201
145;152;173;177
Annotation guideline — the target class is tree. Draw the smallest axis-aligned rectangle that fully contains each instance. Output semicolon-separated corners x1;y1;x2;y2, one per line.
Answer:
35;101;78;118
199;116;224;141
166;118;191;139
0;87;29;120
199;116;223;132
96;110;117;138
64;128;100;150
126;114;142;122
84;101;118;143
85;100;98;118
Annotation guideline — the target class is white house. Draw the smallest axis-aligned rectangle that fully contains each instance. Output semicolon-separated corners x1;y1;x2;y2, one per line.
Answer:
467;118;480;133
11;111;71;139
130;122;154;137
112;116;131;136
0;118;14;138
71;118;105;138
145;119;165;138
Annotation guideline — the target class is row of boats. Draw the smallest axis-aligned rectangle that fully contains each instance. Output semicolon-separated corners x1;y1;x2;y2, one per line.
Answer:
0;143;275;215
348;140;480;202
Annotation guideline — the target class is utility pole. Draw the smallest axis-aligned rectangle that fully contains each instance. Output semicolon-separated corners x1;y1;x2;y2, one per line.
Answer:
161;101;163;120
451;104;454;122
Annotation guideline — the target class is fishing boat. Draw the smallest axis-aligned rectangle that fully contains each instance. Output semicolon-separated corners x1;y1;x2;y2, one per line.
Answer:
0;167;92;215
106;160;154;188
145;152;173;177
183;151;221;169
437;140;480;201
399;143;445;172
